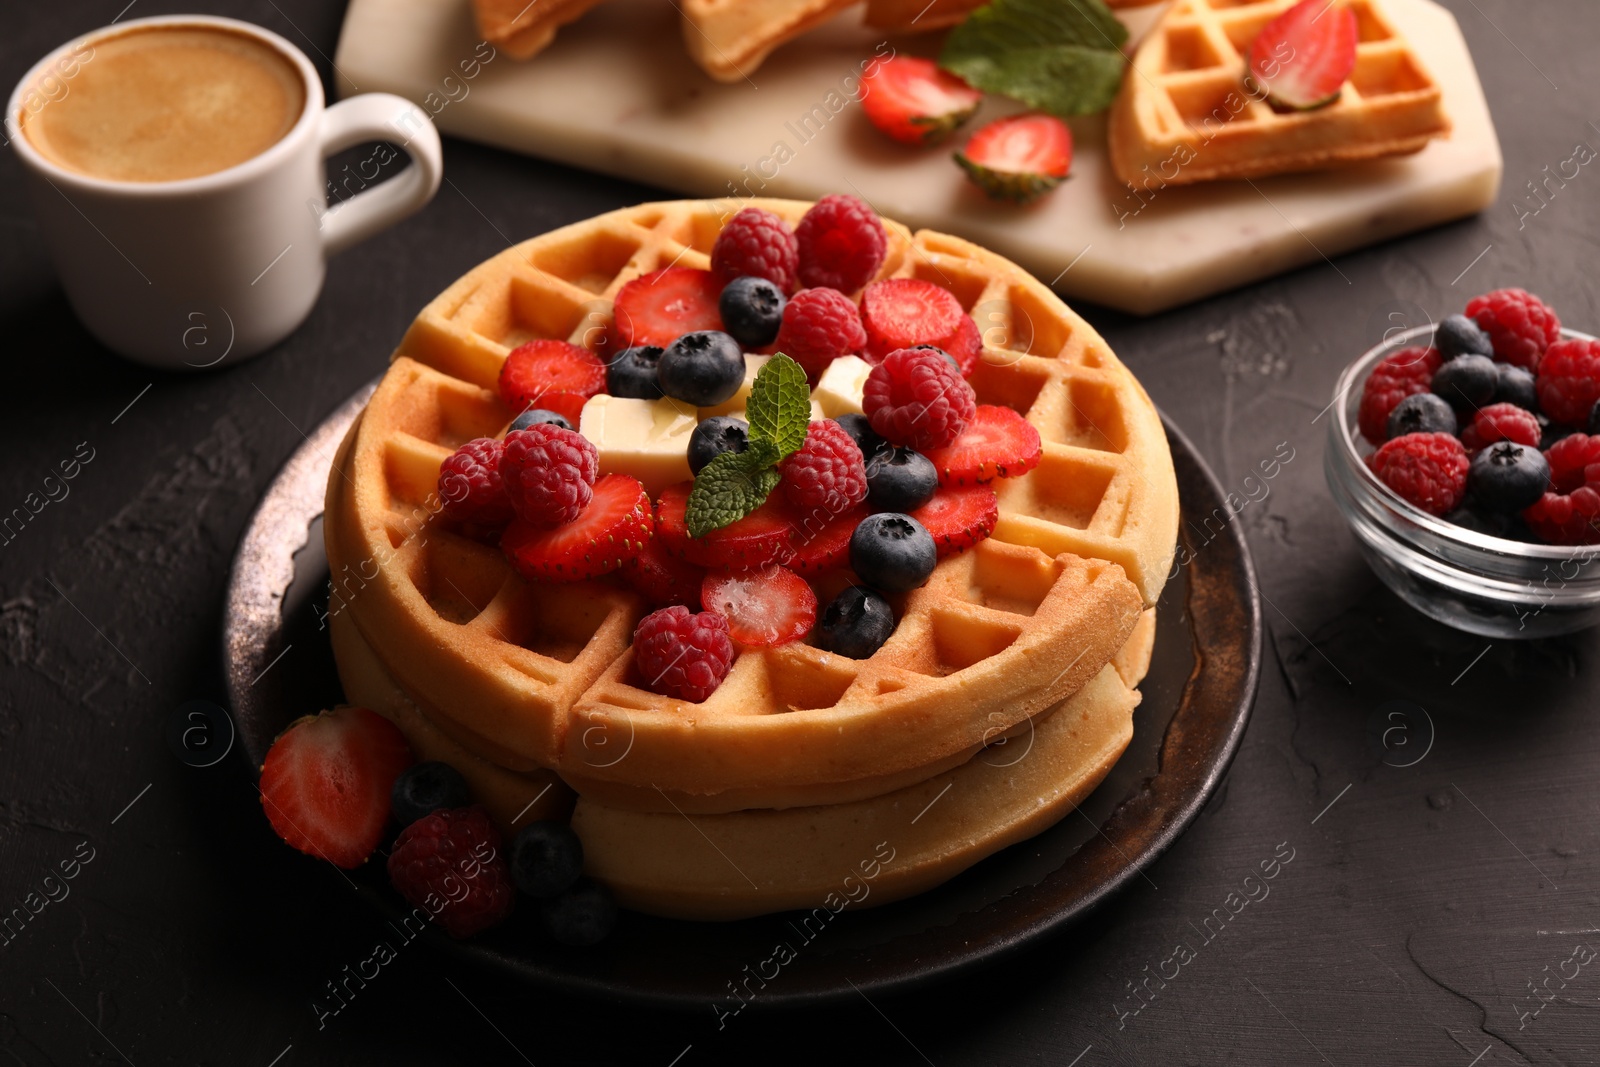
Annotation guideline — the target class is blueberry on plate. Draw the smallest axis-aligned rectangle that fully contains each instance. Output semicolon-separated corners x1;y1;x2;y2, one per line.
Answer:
1386;393;1457;439
850;513;937;593
607;345;665;399
1431;354;1498;412
542;877;617;947
391;761;471;826
834;413;886;459
817;586;896;659
509;408;573;432
687;415;750;474
718;276;785;348
1434;314;1493;360
510;821;584;899
1467;441;1550;513
866;447;939;511
1495;363;1539;413
659;331;746;407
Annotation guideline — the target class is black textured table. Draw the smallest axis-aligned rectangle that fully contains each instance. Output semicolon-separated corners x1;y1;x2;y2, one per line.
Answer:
3;3;1598;1064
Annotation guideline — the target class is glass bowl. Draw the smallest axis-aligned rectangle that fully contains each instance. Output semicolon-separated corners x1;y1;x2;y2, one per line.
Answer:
1325;324;1600;638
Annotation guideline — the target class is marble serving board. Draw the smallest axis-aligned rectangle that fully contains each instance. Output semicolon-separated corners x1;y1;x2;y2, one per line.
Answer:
332;0;1501;314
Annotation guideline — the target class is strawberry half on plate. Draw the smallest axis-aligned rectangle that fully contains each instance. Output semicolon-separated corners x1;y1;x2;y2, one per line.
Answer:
859;56;983;146
954;114;1073;204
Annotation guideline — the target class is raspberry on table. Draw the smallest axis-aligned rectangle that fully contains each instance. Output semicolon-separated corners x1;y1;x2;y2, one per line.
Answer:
863;346;977;451
1358;346;1441;444
633;605;735;703
772;287;868;382
1535;338;1600;426
500;425;598;527
386;807;515;939
438;438;513;525
1460;402;1541;452
795;194;888;293
1543;432;1600;493
1465;288;1560;370
1524;487;1600;545
779;419;868;518
1366;431;1469;516
711;207;799;293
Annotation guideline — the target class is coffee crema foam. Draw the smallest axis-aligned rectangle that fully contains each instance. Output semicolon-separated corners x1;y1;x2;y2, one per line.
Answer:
21;26;305;183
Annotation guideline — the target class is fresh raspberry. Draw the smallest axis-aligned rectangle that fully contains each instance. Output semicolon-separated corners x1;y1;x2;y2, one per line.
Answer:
711;208;799;293
863;347;977;451
386;807;515;939
1366;432;1468;515
438;438;513;525
795;194;888;293
632;605;735;703
1535;338;1600;425
779;419;868;518
772;288;867;382
1466;288;1560;370
1543;433;1600;493
1524;488;1600;545
1357;346;1441;444
1459;402;1541;452
499;425;598;526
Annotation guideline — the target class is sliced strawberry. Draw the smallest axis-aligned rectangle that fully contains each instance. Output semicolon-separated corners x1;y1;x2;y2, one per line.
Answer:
945;313;982;377
501;474;651;582
701;566;818;648
955;114;1072;204
789;503;869;576
499;339;606;425
621;531;707;609
922;404;1043;486
860;278;966;363
910;486;999;558
859;55;982;146
1247;0;1358;110
656;481;797;571
611;267;723;348
259;706;413;869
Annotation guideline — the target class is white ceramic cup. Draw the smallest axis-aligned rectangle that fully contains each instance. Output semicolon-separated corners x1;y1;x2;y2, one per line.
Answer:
5;15;443;369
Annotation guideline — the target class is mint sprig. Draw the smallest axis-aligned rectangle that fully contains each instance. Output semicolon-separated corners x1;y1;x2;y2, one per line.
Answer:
684;354;811;537
939;0;1128;118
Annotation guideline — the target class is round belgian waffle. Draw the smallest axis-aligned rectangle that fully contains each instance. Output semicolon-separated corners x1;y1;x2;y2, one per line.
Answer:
325;199;1179;812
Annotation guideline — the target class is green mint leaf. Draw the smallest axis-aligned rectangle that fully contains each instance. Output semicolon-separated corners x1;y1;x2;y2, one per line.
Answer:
685;445;781;537
939;0;1128;117
744;354;812;459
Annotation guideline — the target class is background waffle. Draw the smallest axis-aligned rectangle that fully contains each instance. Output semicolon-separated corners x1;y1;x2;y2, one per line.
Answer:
1108;0;1450;187
326;199;1178;813
471;0;610;60
681;0;859;83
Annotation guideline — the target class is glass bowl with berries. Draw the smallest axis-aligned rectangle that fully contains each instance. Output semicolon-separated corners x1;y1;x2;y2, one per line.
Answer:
1325;288;1600;638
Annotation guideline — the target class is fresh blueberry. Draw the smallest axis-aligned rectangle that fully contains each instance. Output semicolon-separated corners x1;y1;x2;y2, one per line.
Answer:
1541;424;1574;451
509;408;573;432
1431;354;1498;412
866;447;939;511
1445;507;1516;538
850;513;937;592
510;821;584;898
687;416;750;474
390;761;471;826
1589;399;1600;435
659;331;746;407
816;586;896;658
1434;314;1493;360
607;345;664;399
908;343;961;373
718;276;785;348
1495;363;1538;412
1386;393;1457;439
542;877;617;947
1467;441;1550;514
835;413;886;459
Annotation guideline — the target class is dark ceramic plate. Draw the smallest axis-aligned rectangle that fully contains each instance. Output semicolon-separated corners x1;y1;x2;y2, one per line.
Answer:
223;382;1261;1010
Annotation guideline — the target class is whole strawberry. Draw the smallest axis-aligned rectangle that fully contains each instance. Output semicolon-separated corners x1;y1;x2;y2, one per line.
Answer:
387;807;515;938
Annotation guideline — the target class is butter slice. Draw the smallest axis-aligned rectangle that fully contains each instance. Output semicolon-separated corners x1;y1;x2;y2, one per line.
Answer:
697;355;769;419
578;394;697;495
811;355;873;418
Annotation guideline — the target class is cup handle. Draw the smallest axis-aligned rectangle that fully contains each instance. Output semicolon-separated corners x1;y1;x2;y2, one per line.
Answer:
317;93;443;258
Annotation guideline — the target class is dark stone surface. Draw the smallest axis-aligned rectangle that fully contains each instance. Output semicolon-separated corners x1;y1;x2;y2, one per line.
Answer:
1;1;1597;1064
